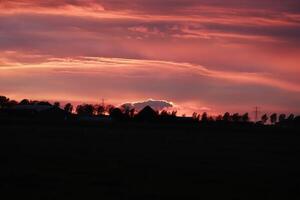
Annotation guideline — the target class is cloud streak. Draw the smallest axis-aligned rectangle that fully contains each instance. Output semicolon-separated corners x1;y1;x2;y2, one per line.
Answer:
1;57;299;92
1;57;299;114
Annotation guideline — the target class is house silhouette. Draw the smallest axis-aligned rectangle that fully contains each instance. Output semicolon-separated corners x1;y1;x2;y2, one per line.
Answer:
136;106;158;121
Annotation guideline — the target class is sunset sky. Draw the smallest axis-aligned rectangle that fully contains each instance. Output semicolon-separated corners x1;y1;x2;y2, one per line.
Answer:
0;0;300;116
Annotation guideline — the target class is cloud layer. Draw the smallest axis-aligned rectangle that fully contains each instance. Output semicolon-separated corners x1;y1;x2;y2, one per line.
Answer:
0;0;300;115
1;57;299;115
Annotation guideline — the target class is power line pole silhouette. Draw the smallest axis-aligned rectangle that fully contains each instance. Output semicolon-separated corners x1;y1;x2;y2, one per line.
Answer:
254;106;260;122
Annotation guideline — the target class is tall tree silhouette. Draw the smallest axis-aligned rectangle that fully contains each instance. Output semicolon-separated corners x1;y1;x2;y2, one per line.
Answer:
0;96;10;109
242;113;250;122
76;104;95;116
279;114;286;123
223;112;231;122
216;115;223;121
201;112;208;122
96;105;105;115
120;104;133;118
232;113;242;122
270;113;277;124
192;112;200;121
129;108;136;118
287;114;295;121
19;99;30;105
261;114;268;124
105;105;115;115
64;103;73;113
54;102;60;108
171;111;177;117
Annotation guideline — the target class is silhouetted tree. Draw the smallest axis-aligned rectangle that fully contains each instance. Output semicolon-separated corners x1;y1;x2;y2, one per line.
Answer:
287;114;295;121
6;100;18;108
54;102;60;108
216;115;223;121
0;96;9;109
76;104;95;116
270;113;277;124
37;101;52;106
171;111;177;117
294;116;300;124
159;110;176;121
160;110;169;117
19;99;30;105
106;104;115;115
223;112;231;122
129;108;136;118
192;112;200;121
242;113;250;122
96;105;105;115
232;113;242;122
208;116;215;122
64;103;73;113
120;104;133;119
201;112;208;122
121;104;131;112
0;96;17;109
279;114;286;123
261;114;268;124
30;100;39;105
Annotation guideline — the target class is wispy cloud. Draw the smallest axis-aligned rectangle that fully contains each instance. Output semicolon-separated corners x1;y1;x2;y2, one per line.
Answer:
2;57;299;92
1;57;299;114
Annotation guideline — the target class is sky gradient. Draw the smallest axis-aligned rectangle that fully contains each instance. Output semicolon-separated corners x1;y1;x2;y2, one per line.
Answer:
0;0;300;116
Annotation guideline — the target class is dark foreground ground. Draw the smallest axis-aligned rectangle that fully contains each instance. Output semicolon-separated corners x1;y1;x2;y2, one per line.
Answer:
0;121;300;199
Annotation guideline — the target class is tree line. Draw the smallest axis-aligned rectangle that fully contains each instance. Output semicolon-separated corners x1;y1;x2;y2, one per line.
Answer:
1;95;299;125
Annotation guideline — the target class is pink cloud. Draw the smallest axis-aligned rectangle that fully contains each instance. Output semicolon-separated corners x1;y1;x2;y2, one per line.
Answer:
1;57;300;115
0;0;300;115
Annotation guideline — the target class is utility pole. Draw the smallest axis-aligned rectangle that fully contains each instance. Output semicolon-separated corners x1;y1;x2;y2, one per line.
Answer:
254;106;260;122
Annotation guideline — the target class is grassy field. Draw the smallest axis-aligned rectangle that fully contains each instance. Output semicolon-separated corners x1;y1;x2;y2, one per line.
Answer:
0;122;299;199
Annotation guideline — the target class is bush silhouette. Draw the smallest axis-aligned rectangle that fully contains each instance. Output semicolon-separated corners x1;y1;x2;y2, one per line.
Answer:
261;114;268;124
279;114;286;123
270;113;277;124
76;104;95;116
64;103;73;113
0;96;10;109
242;113;250;122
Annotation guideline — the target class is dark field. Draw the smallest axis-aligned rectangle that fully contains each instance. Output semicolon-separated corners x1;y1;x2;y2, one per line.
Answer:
1;122;300;199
